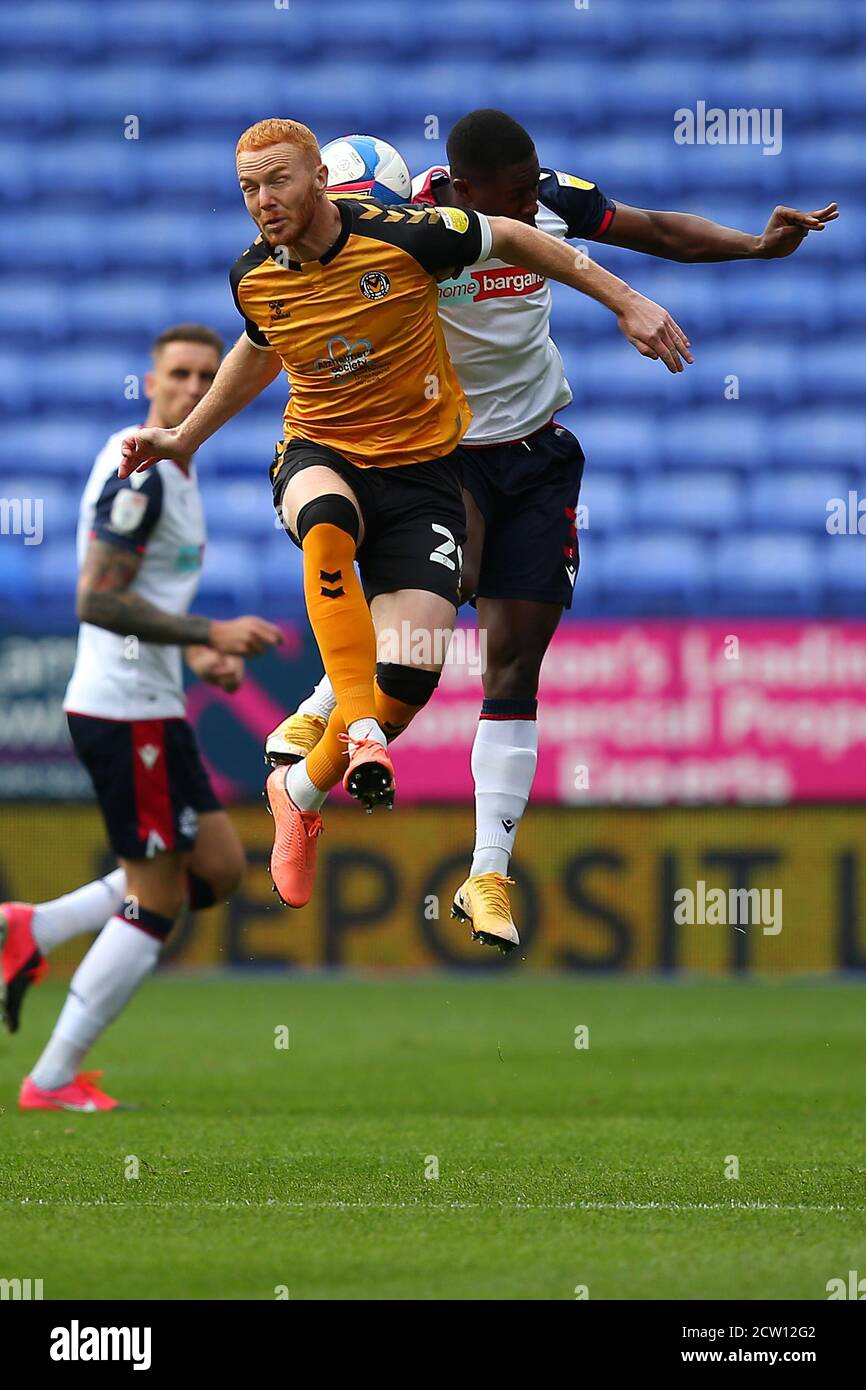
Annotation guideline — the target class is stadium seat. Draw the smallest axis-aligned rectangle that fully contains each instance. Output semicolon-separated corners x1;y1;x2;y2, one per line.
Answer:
0;68;68;128
139;141;240;201
0;544;36;604
32;540;79;604
66;279;177;341
0;481;79;540
196;419;281;477
197;540;264;606
34;142;146;202
34;351;135;408
567;411;661;473
0;420;119;477
202;481;276;540
663;411;769;471
824;539;866;614
745;473;853;534
634;472;744;534
578;473;630;535
710;535;821;615
263;534;306;602
0;282;71;344
773;411;866;471
596;533;710;614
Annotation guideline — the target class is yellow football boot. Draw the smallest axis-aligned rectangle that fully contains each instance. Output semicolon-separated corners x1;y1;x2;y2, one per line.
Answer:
264;713;327;767
451;873;519;953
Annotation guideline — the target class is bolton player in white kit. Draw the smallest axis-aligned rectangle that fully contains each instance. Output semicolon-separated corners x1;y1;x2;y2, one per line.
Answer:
0;324;281;1111
267;109;837;953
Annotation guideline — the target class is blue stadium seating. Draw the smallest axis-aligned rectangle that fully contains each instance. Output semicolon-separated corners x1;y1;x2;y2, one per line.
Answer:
634;473;744;534
711;535;821;614
0;0;863;621
596;534;710;614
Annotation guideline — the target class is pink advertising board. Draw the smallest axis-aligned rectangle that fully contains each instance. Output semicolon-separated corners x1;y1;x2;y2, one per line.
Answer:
392;621;866;804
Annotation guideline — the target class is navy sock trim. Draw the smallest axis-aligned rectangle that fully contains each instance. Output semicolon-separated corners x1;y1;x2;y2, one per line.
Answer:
480;698;538;720
119;907;173;942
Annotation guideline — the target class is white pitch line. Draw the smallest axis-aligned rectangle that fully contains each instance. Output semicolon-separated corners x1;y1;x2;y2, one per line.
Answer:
7;1199;863;1213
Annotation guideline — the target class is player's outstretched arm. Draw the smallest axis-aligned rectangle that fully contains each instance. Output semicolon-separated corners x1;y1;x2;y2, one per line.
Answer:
596;201;839;262
487;217;693;373
119;333;282;477
77;539;283;655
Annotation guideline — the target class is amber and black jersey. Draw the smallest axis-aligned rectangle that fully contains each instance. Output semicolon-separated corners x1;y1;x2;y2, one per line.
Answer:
230;196;493;470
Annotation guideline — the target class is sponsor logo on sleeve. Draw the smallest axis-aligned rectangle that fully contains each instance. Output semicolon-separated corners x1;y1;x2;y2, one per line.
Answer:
438;207;470;233
555;171;596;189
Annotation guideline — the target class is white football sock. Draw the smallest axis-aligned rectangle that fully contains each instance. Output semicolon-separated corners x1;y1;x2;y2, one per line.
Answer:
29;916;160;1091
347;717;387;749
297;674;337;722
31;868;127;955
470;716;539;878
285;760;329;813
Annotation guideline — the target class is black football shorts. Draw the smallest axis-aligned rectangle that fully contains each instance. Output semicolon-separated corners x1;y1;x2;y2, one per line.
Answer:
271;437;467;608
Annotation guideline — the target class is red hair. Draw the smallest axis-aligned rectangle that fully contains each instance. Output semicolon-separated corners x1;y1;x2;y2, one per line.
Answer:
236;119;321;167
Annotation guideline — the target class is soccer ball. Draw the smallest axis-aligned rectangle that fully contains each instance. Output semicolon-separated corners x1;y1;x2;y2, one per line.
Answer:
321;134;412;205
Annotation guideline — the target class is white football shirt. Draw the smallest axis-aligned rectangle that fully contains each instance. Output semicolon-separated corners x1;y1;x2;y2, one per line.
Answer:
63;427;206;721
412;165;615;445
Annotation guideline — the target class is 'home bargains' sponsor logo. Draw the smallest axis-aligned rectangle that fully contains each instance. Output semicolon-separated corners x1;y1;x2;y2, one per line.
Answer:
439;266;545;302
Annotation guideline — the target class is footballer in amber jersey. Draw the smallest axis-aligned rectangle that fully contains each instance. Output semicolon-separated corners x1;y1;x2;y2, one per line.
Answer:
230;195;494;472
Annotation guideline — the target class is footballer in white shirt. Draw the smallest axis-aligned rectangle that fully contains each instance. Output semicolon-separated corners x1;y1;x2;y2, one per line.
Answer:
0;325;282;1112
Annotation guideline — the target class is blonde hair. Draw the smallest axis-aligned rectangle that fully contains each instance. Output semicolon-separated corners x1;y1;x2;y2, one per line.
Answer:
236;118;321;167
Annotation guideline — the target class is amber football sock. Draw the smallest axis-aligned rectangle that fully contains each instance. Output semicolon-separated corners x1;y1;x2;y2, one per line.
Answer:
373;681;425;742
301;522;377;728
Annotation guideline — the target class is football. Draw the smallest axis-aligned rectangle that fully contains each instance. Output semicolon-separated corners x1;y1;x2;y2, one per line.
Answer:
321;133;412;204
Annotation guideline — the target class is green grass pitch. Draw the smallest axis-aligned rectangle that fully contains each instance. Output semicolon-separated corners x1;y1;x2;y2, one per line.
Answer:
1;976;864;1300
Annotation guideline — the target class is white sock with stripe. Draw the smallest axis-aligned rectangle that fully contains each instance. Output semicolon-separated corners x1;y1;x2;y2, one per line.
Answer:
469;700;539;878
31;868;127;955
29;914;164;1091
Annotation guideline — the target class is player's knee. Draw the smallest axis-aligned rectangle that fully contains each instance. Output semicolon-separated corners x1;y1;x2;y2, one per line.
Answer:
126;882;185;924
375;662;440;741
187;843;246;905
377;662;440;709
296;494;360;544
206;853;246;901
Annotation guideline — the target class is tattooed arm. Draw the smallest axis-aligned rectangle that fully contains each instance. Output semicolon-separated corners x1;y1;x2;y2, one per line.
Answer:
76;540;281;654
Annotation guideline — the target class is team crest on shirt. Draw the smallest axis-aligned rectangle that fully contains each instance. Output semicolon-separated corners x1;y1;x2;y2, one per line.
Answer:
359;270;391;300
108;488;148;534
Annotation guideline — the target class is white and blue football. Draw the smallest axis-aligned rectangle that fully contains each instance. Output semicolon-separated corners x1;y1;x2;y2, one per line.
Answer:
321;134;412;205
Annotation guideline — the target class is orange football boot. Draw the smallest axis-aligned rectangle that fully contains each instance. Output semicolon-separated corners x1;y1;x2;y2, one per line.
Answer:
265;766;323;907
340;736;395;812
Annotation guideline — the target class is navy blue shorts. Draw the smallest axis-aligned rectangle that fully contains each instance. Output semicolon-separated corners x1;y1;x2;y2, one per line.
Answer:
67;714;221;860
455;422;585;609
